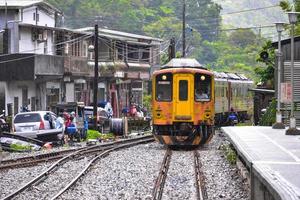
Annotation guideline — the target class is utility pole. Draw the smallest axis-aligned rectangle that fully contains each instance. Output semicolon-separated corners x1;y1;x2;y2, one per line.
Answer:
5;1;7;28
182;0;186;58
168;37;176;61
3;1;8;54
93;24;99;129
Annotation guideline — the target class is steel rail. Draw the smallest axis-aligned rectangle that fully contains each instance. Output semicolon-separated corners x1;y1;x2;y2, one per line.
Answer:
1;135;154;200
0;135;153;170
51;137;154;200
0;148;84;170
152;148;172;200
194;150;207;200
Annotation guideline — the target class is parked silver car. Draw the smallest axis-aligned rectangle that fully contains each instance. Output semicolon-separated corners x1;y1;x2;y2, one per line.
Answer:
13;111;64;144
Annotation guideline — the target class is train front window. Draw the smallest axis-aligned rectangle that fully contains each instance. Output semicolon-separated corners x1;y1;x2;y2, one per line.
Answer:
156;73;172;101
195;73;211;101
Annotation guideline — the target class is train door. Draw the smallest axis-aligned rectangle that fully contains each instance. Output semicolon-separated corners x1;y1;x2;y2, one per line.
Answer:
173;74;193;120
227;81;232;112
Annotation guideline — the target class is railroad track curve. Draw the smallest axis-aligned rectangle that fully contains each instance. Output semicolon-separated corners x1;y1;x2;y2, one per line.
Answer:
1;135;154;200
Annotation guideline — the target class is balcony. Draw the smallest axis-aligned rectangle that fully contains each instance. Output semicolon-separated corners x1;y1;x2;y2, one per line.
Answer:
0;54;91;81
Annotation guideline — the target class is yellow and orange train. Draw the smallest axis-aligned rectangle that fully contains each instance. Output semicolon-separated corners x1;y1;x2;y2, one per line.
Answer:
152;58;253;146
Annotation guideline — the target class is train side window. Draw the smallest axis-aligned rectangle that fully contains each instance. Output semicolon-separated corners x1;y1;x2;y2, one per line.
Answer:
195;73;211;101
156;73;172;101
179;80;188;101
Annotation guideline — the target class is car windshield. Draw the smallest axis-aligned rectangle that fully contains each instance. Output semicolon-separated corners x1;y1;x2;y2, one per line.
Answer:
14;113;41;123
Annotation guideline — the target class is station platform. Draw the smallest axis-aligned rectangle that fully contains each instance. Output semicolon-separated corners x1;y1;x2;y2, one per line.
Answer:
221;126;300;200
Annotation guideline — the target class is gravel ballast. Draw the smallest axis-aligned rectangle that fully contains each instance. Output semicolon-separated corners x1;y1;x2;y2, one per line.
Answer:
162;150;197;199
199;130;250;200
0;163;51;198
59;143;165;200
0;131;250;199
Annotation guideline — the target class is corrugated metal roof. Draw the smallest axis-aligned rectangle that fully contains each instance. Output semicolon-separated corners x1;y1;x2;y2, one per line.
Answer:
75;27;163;42
213;71;250;80
162;58;204;69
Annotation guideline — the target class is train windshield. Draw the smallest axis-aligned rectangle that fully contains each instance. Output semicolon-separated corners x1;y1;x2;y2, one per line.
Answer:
156;73;172;101
195;73;212;101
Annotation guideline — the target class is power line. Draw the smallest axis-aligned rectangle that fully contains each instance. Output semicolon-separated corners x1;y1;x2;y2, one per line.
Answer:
221;5;280;16
0;34;93;64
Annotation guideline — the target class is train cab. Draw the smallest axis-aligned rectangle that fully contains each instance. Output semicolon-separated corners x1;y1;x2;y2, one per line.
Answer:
152;58;215;146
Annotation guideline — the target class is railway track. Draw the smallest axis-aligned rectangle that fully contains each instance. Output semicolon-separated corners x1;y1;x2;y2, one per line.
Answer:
0;135;152;170
0;135;154;200
152;149;207;200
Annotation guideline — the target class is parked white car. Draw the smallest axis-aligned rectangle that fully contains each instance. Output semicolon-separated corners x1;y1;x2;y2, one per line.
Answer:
13;111;64;144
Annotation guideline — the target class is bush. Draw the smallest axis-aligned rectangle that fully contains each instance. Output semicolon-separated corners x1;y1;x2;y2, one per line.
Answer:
87;130;101;140
259;98;276;126
10;143;32;152
86;130;114;140
220;143;237;165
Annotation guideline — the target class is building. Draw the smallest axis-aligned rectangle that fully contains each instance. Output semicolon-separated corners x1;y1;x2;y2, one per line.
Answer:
0;0;162;117
76;27;162;117
273;36;300;126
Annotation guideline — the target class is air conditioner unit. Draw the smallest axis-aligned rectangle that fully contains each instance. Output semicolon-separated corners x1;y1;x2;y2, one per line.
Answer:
31;29;38;41
43;30;47;41
37;33;43;41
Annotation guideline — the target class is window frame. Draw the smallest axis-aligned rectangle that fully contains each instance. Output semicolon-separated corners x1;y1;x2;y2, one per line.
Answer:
155;73;173;102
194;73;212;102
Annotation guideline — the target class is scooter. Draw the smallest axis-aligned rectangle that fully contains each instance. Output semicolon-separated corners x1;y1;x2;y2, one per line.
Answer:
228;113;238;126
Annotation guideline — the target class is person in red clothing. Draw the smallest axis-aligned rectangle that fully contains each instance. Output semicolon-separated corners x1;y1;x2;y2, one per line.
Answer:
63;112;71;144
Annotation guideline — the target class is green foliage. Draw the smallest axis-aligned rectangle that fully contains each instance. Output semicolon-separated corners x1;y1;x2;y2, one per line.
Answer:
143;94;152;113
259;98;276;126
228;29;258;48
255;40;275;86
198;32;265;81
45;0;276;82
279;1;300;34
10;143;32;152
87;129;101;140
87;129;114;140
220;144;237;165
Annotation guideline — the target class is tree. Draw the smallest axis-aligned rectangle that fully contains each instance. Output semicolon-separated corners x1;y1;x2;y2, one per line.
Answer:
255;40;275;88
228;29;257;48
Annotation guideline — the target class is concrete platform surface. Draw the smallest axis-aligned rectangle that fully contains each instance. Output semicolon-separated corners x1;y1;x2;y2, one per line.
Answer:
221;126;300;200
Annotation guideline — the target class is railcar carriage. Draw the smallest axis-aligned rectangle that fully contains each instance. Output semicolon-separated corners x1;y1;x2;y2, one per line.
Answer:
152;58;215;146
214;72;253;126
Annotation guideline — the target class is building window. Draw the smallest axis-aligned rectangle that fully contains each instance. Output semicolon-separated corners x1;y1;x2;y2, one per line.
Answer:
75;83;84;102
33;13;35;21
36;13;39;22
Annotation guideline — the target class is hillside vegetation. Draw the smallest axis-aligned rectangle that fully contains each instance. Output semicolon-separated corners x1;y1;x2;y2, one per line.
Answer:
46;0;284;82
214;0;289;27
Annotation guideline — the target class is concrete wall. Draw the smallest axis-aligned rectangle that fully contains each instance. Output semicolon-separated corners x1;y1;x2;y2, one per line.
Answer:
4;81;36;114
19;26;55;55
65;83;75;102
0;10;18;29
22;6;55;27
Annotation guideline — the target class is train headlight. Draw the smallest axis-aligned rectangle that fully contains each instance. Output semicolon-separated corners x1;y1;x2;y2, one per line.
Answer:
162;75;167;80
204;112;211;119
155;110;162;119
201;75;206;81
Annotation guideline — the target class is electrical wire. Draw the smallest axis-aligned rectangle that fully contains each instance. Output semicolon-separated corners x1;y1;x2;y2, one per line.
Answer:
0;34;93;64
0;33;93;57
